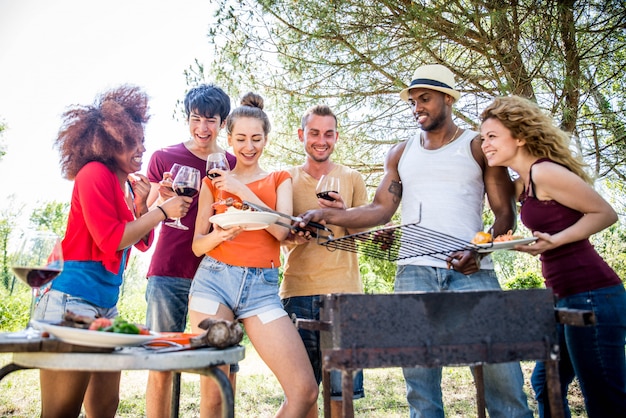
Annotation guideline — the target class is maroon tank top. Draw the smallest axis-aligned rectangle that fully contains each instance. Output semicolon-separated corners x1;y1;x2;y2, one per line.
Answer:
519;158;620;298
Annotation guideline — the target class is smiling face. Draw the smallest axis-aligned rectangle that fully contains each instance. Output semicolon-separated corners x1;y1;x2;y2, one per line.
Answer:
300;114;338;163
114;135;146;176
407;88;452;131
227;116;267;166
188;110;224;149
480;117;522;167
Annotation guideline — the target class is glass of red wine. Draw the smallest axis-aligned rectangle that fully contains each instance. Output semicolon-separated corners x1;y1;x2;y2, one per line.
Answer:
316;175;340;201
9;230;63;338
165;165;201;230
206;153;230;179
206;153;230;199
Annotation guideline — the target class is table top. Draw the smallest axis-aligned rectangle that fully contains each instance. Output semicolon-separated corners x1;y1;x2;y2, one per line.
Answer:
1;332;245;373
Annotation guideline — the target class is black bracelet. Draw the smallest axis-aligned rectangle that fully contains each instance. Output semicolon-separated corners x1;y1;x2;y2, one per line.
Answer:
156;205;169;220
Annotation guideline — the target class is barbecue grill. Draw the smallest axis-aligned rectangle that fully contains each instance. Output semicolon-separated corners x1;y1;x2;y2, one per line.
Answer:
299;289;593;418
320;222;480;262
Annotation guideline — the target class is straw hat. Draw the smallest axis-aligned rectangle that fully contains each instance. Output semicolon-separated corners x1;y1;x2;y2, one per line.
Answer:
399;64;461;102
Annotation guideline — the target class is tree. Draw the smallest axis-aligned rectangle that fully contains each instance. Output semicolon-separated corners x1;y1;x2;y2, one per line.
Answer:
30;201;70;238
193;0;625;196
0;197;23;291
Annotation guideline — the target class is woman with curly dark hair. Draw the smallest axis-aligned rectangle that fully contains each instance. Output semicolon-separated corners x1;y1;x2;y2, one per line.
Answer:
34;85;191;418
480;95;626;418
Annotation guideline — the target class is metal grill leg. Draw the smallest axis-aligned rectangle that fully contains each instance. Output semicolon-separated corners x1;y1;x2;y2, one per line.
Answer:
322;368;331;417
473;365;487;418
170;372;181;418
341;370;354;418
545;359;565;418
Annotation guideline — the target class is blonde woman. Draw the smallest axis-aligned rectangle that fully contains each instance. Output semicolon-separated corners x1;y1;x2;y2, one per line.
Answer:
480;95;626;418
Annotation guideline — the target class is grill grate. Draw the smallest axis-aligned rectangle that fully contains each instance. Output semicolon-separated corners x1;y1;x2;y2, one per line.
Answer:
320;223;480;261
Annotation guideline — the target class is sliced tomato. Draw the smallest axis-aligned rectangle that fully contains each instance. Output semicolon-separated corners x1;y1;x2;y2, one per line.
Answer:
88;317;113;331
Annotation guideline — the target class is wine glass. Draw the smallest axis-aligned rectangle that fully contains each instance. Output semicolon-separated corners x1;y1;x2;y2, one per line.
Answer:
206;153;230;179
316;175;340;201
165;165;201;230
9;230;64;338
207;153;230;200
168;163;183;186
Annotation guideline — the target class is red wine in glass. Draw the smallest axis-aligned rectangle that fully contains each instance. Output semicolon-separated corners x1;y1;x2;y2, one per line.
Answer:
166;165;201;230
174;186;199;197
315;175;340;202
12;267;62;288
206;153;230;178
316;191;339;201
9;230;63;339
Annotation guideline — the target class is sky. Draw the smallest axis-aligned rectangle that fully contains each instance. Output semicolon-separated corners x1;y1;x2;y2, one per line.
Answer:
0;0;220;219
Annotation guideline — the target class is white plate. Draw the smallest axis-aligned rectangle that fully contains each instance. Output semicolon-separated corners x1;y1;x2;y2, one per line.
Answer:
210;211;280;231
33;321;159;348
474;237;538;253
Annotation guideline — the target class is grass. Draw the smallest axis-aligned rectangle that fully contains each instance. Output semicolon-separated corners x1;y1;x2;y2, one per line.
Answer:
1;343;589;417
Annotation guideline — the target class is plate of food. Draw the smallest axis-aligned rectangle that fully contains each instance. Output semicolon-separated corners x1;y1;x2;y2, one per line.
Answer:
469;231;537;253
209;211;280;231
32;320;159;348
473;237;538;253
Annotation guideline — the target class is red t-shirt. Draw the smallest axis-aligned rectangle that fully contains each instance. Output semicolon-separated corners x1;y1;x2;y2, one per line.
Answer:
62;161;153;274
146;143;236;279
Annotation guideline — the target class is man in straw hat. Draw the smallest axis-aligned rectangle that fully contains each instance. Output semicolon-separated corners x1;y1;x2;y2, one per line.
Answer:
297;63;533;417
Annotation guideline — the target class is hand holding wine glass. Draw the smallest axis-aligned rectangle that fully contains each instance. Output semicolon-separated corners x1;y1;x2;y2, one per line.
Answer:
9;230;63;338
206;153;230;179
167;163;183;184
165;165;201;230
316;175;340;202
207;153;230;200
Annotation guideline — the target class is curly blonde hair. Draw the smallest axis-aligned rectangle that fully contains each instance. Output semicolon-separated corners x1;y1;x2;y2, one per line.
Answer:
480;96;592;184
55;85;150;180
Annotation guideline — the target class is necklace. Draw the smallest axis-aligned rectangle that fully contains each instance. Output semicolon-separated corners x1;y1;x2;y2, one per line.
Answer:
420;125;461;148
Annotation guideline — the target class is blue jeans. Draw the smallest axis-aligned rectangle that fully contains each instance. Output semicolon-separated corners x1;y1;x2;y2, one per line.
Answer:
282;295;365;400
145;276;191;332
531;284;626;418
395;265;533;418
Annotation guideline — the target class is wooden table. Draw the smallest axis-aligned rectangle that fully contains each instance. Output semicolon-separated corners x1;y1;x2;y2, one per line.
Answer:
0;333;244;417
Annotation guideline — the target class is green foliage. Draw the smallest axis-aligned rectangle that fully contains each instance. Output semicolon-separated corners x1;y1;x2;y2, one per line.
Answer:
195;0;626;214
29;201;69;238
117;254;150;325
0;198;24;291
590;222;626;283
359;254;395;294
502;271;544;290
0;286;30;332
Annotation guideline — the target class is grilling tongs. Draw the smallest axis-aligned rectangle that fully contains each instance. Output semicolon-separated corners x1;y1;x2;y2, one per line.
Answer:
242;200;334;240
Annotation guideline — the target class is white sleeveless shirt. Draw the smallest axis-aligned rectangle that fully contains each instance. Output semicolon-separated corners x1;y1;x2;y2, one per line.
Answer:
397;129;493;269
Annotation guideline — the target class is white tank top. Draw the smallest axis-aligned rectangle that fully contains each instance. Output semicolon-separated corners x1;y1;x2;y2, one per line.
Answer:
397;129;493;269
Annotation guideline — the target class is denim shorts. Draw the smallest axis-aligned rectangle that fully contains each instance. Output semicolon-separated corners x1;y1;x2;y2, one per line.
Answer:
145;276;191;332
283;295;365;400
34;288;118;322
189;256;287;322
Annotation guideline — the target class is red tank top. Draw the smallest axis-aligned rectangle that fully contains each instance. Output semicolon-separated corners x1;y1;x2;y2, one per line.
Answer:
519;158;620;298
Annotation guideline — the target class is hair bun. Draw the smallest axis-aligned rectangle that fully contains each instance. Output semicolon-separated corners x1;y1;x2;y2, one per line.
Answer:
240;92;264;110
